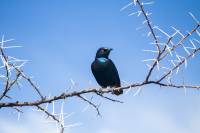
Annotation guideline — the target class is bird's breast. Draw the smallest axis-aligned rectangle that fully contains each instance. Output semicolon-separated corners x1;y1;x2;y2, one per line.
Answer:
95;58;109;67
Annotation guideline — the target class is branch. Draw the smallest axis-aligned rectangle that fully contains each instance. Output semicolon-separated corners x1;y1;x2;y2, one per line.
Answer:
144;36;173;82
78;95;102;120
13;66;45;100
1;82;199;108
158;47;200;82
0;71;21;100
137;0;161;53
95;92;123;103
36;105;64;133
159;24;200;61
11;106;23;113
0;36;11;100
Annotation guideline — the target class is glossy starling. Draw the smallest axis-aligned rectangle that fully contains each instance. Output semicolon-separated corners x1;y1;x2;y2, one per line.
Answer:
91;47;123;95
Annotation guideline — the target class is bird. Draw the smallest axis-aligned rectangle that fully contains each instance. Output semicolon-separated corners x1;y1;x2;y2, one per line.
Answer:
91;47;123;95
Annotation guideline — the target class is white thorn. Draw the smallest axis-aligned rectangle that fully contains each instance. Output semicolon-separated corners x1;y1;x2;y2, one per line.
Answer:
142;50;159;53
128;11;142;16
185;59;187;68
186;30;191;35
142;32;151;36
192;38;200;43
190;39;196;49
133;86;142;97
141;2;154;5
170;60;176;67
171;26;184;38
136;23;151;30
149;43;166;45
176;67;179;74
1;46;22;49
146;12;153;16
172;30;179;37
82;104;90;112
156;27;170;37
189;12;199;24
71;79;74;85
156;60;159;71
64;123;82;128
143;62;152;69
142;59;156;62
120;1;137;11
147;32;151;36
121;80;132;95
196;30;200;36
82;94;88;100
142;20;147;24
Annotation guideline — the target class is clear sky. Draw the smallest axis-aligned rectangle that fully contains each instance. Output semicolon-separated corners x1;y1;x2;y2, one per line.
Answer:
0;0;200;133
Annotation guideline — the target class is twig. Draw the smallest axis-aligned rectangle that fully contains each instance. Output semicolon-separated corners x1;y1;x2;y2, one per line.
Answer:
95;92;123;103
11;107;23;113
78;95;102;119
0;71;21;100
61;83;78;96
13;66;45;100
36;105;64;133
159;47;200;82
137;0;160;53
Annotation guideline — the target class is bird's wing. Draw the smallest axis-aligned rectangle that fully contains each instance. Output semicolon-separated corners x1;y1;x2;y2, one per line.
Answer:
109;59;121;87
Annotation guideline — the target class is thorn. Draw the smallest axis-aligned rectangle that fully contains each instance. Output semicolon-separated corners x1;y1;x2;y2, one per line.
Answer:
128;11;142;16
189;12;199;24
120;1;137;11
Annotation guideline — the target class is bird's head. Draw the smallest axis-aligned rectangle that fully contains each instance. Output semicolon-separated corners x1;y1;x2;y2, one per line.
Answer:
95;47;113;59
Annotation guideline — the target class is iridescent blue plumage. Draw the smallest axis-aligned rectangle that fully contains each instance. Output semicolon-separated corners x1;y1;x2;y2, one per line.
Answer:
91;47;123;95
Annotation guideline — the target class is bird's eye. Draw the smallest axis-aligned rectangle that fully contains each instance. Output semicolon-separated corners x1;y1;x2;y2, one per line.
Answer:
101;49;104;52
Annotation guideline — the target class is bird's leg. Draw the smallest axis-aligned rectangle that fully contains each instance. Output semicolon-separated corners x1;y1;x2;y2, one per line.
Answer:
99;86;107;95
99;87;103;95
110;86;115;94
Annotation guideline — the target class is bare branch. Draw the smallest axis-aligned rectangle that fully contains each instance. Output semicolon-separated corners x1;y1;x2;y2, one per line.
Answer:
159;47;200;82
13;66;45;100
78;95;102;119
11;107;23;113
95;92;123;103
1;81;199;108
0;71;21;100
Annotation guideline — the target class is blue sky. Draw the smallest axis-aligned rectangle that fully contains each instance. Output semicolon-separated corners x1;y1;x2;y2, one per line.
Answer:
0;0;200;133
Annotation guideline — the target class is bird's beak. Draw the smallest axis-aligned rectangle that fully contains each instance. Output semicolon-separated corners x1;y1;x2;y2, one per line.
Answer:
109;48;113;51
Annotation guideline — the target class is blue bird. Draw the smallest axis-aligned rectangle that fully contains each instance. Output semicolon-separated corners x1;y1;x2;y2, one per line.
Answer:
91;47;123;95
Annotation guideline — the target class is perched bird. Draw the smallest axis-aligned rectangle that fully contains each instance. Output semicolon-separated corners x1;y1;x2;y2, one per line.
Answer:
91;47;123;95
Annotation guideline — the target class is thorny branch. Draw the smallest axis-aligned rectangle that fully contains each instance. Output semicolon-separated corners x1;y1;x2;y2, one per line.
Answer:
137;0;161;53
0;36;10;97
159;24;200;61
36;105;65;133
0;71;21;100
1;81;199;108
159;47;200;82
78;95;102;120
95;92;124;103
13;66;45;100
11;107;23;113
120;0;200;85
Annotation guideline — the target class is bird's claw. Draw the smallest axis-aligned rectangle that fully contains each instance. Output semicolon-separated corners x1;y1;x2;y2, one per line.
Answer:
99;87;103;95
111;87;115;94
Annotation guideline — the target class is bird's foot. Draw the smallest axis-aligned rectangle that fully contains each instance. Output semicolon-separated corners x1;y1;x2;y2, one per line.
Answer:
99;87;103;95
110;87;115;94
